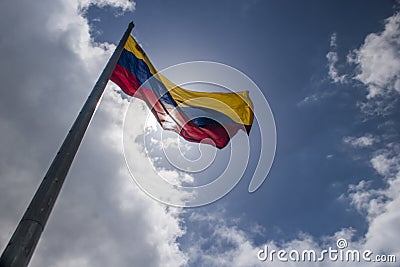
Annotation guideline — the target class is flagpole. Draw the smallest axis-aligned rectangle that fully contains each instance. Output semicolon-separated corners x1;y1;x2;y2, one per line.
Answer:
0;22;134;267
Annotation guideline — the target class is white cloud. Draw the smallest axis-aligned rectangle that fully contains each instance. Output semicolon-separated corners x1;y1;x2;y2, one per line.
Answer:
78;0;135;11
157;168;194;185
370;149;400;177
349;13;400;98
186;211;360;267
0;0;189;266
356;98;399;117
326;33;347;84
347;147;400;259
330;32;337;48
322;13;400;117
346;180;386;220
187;199;399;266
343;134;376;148
298;33;346;107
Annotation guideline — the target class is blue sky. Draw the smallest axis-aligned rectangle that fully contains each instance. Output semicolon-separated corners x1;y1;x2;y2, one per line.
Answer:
1;0;399;266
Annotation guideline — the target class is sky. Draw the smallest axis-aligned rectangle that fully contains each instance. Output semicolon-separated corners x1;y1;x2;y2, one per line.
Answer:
0;0;400;266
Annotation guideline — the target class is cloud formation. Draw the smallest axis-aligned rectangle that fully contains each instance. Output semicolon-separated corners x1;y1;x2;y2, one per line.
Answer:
1;1;399;266
348;13;400;98
326;33;347;84
343;135;376;148
0;0;188;266
326;13;400;104
186;151;400;267
185;11;400;267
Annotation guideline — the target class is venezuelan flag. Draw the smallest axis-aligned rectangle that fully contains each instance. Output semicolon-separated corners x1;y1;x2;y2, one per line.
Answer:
111;35;254;148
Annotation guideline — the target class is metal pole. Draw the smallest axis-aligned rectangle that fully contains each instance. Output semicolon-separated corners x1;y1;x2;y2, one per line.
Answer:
0;22;134;267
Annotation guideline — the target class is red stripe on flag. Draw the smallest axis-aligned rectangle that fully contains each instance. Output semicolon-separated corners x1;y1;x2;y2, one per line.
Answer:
111;64;246;148
110;64;141;96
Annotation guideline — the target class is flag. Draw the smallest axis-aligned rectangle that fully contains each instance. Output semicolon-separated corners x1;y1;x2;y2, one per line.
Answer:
110;35;254;148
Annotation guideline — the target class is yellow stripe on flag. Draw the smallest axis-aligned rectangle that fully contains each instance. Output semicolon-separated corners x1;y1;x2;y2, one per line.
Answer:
123;35;254;125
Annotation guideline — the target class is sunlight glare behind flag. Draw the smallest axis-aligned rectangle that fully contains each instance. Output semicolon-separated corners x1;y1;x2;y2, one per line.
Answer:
110;35;254;149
